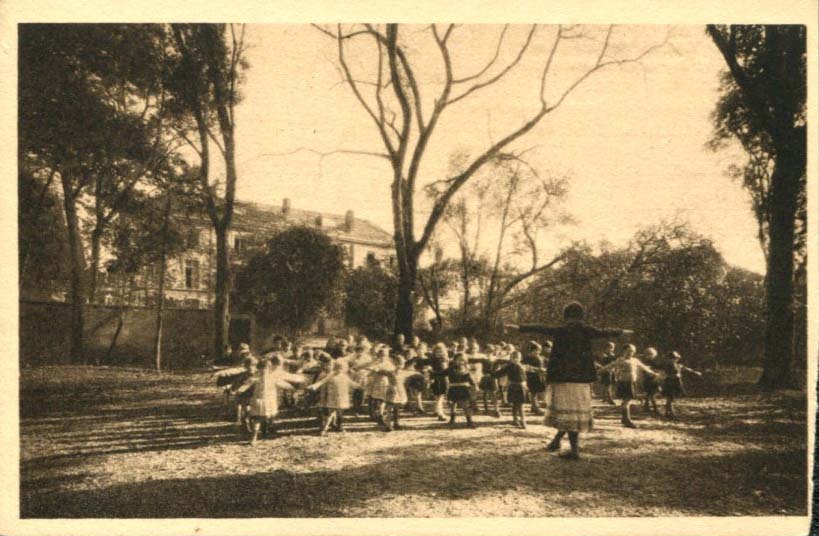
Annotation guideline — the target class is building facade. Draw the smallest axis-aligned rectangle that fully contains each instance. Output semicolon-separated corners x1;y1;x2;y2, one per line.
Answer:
96;198;394;343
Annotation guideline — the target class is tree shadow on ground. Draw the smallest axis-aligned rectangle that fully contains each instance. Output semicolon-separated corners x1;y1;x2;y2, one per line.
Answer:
21;436;806;518
19;368;808;518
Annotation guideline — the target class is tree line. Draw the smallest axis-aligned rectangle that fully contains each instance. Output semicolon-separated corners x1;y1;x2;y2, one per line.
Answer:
19;24;806;388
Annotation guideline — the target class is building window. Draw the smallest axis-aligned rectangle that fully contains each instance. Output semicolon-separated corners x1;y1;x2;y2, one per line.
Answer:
143;263;160;283
184;259;200;289
366;251;376;265
234;236;245;254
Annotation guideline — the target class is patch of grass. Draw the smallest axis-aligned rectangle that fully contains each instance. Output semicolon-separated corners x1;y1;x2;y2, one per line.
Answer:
20;366;808;517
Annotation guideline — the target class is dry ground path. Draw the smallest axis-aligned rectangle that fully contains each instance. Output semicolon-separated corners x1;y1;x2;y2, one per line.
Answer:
20;366;807;517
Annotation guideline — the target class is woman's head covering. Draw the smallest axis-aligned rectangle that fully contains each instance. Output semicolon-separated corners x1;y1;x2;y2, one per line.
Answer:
563;301;585;321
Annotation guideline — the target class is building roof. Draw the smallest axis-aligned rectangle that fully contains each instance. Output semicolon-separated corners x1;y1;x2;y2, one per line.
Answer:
232;199;393;248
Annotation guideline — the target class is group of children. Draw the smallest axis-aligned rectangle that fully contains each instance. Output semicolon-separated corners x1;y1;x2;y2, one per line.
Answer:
214;333;702;445
595;342;703;427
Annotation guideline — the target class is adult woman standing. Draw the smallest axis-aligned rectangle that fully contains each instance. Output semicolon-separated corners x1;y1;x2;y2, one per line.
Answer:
506;302;633;460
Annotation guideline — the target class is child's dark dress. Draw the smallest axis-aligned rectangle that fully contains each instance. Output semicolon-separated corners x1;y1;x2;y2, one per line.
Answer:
444;368;475;403
471;357;496;391
598;350;617;386
615;380;636;400
430;355;449;396
233;372;257;406
642;358;660;395
663;361;686;397
523;354;546;394
405;355;430;392
494;362;529;404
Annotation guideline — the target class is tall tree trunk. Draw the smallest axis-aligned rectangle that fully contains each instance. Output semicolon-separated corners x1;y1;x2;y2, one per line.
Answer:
154;266;167;373
461;261;471;325
758;149;800;389
104;306;126;365
430;269;444;334
89;227;103;304
154;195;171;373
60;174;86;363
394;262;417;340
213;225;231;360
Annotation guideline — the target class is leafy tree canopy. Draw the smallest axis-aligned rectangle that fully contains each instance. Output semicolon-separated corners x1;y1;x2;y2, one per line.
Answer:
233;226;346;335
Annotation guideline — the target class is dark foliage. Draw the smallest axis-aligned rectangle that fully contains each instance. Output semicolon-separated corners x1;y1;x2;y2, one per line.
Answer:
233;226;346;336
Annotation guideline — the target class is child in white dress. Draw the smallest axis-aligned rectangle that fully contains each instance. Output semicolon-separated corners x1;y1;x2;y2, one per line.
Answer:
383;354;424;431
247;356;297;445
308;360;360;435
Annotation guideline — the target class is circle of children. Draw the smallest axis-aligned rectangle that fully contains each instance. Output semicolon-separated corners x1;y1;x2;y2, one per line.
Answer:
214;301;702;459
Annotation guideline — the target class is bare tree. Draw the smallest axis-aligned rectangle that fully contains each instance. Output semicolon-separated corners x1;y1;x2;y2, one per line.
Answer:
437;151;571;331
481;156;571;327
316;23;668;339
438;150;489;324
416;240;457;334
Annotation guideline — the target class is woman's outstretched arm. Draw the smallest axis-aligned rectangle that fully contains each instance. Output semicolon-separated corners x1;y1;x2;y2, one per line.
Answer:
504;323;562;336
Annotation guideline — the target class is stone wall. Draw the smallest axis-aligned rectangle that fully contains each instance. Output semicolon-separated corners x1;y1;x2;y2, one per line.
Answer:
20;300;213;369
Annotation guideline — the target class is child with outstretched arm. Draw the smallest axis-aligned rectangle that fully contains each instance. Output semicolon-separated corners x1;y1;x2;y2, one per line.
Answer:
247;356;297;445
493;350;538;429
663;351;703;420
598;344;659;428
307;360;360;436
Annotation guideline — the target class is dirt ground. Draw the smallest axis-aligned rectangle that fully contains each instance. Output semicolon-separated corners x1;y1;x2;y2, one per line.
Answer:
19;366;807;517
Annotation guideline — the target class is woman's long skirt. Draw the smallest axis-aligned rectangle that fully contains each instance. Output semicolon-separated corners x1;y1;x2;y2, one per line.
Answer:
543;382;593;432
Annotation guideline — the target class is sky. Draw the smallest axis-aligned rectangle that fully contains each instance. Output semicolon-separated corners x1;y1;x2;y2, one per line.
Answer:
227;24;762;274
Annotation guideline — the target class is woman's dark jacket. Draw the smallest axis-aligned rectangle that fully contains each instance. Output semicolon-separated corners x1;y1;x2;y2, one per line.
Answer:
518;322;624;383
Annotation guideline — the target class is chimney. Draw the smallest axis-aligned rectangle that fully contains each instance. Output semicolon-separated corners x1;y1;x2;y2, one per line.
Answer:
434;246;444;263
282;198;291;214
315;214;323;228
345;210;354;232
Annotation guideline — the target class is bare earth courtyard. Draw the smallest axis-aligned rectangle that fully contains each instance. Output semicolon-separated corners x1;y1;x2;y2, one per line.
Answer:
20;366;806;518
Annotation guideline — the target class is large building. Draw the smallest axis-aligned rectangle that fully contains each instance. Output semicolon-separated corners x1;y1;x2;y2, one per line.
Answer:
94;198;393;347
99;198;394;310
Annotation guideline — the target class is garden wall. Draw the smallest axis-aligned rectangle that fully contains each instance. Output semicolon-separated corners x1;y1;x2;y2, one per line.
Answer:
20;300;213;369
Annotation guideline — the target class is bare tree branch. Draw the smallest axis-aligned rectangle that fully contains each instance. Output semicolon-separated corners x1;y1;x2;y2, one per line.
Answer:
453;25;508;83
447;25;537;106
205;124;227;157
499;251;567;301
336;24;397;159
257;147;390;161
545;26;669;113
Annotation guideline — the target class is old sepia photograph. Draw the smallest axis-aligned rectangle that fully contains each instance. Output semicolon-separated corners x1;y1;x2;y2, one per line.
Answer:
6;5;815;534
